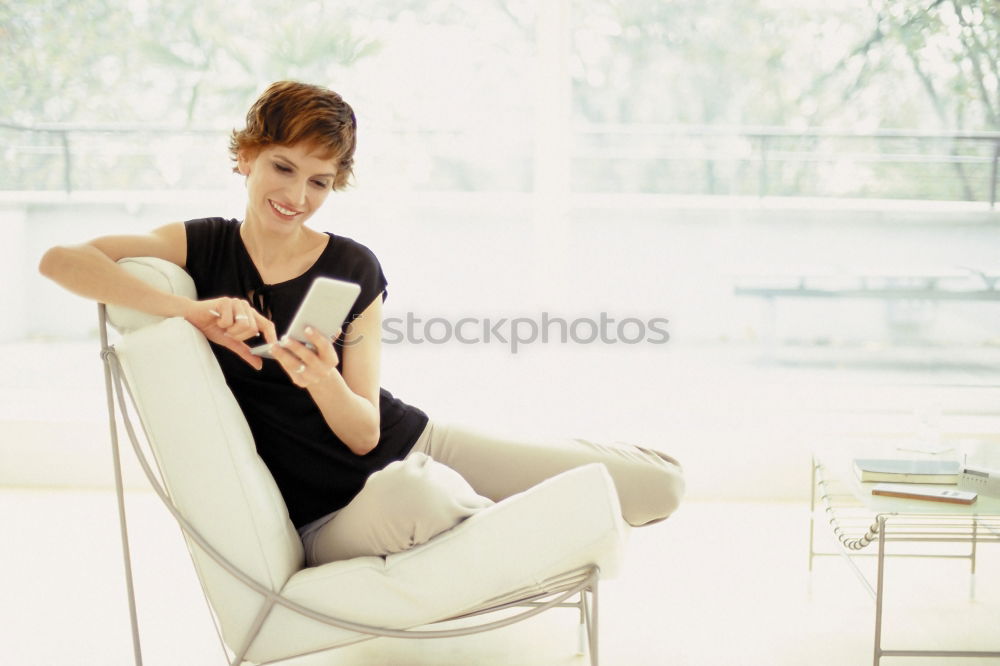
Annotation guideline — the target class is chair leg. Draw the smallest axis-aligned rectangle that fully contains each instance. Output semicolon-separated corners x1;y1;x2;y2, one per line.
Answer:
111;436;144;666
588;584;600;666
113;473;144;666
101;308;144;666
577;583;599;666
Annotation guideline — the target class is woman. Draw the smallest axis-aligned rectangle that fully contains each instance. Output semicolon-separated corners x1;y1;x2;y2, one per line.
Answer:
39;81;684;566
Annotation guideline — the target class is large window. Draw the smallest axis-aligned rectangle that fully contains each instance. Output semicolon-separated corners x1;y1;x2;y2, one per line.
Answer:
3;1;998;200
3;0;999;354
4;0;1000;497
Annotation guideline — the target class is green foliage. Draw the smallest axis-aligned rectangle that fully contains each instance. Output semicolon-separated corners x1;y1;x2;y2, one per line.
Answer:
0;0;386;125
1;0;996;199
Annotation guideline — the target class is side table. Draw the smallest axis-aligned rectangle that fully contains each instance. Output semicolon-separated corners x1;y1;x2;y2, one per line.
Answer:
809;448;1000;665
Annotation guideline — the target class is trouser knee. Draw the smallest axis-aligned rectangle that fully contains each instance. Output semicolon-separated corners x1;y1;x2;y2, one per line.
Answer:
305;453;492;563
371;453;490;514
363;453;493;549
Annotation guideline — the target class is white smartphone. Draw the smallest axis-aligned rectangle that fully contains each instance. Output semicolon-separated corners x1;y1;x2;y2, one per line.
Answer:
250;277;361;359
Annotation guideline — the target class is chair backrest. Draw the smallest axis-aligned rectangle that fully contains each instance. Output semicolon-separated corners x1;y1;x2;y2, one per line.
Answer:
107;257;304;651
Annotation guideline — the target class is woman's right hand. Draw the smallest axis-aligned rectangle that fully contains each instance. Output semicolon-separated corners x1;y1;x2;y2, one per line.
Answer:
184;298;277;370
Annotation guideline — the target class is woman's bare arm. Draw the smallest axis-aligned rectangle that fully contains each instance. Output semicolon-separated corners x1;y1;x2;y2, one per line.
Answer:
39;223;276;368
39;223;191;317
269;295;383;454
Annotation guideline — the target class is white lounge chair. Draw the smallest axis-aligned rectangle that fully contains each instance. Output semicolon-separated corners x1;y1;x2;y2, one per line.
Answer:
99;256;628;665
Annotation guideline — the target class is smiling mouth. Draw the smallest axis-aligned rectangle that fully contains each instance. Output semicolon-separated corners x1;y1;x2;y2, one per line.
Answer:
269;200;300;218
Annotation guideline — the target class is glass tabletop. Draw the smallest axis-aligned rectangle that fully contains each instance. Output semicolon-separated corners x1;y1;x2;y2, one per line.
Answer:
814;441;1000;517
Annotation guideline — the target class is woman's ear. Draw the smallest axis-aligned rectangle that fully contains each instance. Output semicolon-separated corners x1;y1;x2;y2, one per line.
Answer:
236;149;253;176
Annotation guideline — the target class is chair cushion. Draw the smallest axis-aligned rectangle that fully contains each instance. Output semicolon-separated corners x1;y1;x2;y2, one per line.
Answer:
115;317;305;653
249;463;626;662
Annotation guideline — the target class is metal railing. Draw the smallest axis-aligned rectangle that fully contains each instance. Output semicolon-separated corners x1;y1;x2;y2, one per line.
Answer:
575;124;1000;206
2;121;999;206
0;121;225;193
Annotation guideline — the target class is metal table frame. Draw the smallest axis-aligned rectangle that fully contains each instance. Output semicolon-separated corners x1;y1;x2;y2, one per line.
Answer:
809;454;1000;665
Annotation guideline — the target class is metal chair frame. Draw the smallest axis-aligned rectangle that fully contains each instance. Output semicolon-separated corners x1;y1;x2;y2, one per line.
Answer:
98;304;601;666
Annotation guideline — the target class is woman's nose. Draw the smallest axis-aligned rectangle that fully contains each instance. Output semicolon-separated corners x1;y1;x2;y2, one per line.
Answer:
289;179;308;207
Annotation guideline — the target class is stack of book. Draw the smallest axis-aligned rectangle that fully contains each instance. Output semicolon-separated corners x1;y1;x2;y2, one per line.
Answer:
853;458;977;505
854;458;961;484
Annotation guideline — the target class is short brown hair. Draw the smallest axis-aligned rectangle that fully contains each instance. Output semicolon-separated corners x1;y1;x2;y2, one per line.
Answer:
229;81;357;190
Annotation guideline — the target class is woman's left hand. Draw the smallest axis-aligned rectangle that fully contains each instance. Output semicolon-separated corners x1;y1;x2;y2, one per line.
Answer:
270;326;341;389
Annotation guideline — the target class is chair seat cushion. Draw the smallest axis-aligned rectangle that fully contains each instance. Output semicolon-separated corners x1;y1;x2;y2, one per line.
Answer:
249;463;626;662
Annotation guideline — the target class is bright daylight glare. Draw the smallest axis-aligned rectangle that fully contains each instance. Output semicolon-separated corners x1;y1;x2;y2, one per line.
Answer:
2;1;1000;664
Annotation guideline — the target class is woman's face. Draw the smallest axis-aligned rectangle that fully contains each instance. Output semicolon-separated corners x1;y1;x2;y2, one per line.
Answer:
238;142;338;234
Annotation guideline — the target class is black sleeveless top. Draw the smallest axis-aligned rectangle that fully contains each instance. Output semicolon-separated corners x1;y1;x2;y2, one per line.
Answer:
184;217;428;528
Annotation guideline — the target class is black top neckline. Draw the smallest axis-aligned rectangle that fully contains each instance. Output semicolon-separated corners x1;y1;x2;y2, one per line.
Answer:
234;225;337;319
236;224;336;289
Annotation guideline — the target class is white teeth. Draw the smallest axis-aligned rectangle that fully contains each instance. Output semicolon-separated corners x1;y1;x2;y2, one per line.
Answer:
271;201;296;216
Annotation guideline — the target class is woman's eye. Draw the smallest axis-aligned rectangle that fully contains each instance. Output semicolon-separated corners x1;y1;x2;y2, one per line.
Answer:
274;163;292;173
312;180;330;189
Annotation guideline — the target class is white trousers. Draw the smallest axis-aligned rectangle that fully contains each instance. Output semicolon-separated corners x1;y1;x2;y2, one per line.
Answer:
299;420;684;565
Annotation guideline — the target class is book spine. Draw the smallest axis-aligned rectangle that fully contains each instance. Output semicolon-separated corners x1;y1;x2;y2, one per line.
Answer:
861;473;957;484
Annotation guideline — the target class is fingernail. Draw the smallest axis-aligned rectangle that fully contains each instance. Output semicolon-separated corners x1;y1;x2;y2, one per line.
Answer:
279;336;290;347
209;310;221;317
304;326;314;335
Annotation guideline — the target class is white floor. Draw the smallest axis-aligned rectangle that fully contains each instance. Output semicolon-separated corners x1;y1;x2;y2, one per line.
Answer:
3;490;998;666
4;339;999;664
